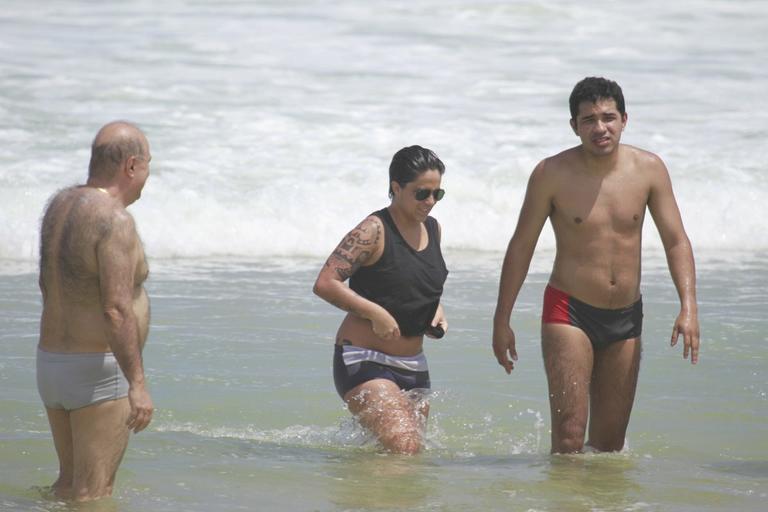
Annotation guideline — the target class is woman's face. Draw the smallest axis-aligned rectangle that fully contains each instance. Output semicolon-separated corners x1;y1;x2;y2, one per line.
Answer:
390;169;444;222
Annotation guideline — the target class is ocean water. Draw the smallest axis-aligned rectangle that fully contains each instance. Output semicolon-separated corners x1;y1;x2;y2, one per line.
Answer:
2;255;767;511
1;0;767;511
1;0;767;259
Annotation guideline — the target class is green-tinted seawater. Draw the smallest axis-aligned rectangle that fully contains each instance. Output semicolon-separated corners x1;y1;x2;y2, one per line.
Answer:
1;252;766;511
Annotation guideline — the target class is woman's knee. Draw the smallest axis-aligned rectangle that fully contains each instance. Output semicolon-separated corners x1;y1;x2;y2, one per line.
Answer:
379;429;423;455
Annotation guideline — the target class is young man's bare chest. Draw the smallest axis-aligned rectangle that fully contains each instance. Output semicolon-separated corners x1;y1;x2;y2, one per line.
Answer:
551;168;649;237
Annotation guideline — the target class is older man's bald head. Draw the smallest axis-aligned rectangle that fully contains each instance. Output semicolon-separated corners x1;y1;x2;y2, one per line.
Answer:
88;121;148;181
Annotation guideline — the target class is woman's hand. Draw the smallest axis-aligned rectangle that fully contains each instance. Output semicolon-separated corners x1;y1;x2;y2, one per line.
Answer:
426;304;447;339
371;307;401;340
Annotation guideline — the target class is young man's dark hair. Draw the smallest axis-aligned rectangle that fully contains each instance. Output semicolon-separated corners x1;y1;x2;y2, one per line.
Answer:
569;77;626;121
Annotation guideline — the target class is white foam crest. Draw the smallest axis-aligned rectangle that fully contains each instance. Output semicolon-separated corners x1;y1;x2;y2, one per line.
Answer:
4;154;768;262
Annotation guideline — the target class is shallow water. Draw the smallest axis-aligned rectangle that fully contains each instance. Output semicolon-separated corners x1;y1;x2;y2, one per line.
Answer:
1;252;766;511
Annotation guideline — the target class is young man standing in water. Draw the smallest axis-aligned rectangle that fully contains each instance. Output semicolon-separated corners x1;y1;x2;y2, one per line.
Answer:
492;77;700;453
37;121;154;500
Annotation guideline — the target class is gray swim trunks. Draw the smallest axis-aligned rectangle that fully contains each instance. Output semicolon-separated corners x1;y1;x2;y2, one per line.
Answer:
36;348;129;410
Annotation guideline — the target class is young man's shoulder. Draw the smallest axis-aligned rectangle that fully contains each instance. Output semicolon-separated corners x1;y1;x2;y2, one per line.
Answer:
618;145;672;188
547;145;582;163
621;144;665;167
532;146;581;180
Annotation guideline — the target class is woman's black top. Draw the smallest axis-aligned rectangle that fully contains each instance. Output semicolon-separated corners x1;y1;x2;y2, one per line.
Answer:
349;208;448;336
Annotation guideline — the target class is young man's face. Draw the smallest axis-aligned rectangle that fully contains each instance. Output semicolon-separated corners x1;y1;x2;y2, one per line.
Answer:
570;98;628;156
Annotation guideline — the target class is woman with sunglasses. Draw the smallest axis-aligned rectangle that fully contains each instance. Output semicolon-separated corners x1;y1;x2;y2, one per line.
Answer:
313;145;448;455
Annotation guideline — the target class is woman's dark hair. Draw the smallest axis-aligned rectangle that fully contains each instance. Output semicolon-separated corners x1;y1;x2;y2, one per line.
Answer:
569;77;625;121
388;145;445;197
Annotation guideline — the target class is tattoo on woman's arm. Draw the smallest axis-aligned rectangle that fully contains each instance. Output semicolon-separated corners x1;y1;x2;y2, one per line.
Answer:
328;220;381;281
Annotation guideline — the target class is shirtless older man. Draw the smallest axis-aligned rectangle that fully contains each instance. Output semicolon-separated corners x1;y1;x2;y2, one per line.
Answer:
492;77;700;453
37;121;154;500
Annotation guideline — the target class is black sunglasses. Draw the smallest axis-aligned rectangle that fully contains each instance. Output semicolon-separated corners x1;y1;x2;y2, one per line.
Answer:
414;188;445;201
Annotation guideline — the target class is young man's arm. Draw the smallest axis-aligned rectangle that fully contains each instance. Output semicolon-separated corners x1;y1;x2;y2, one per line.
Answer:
647;154;700;364
493;160;554;373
